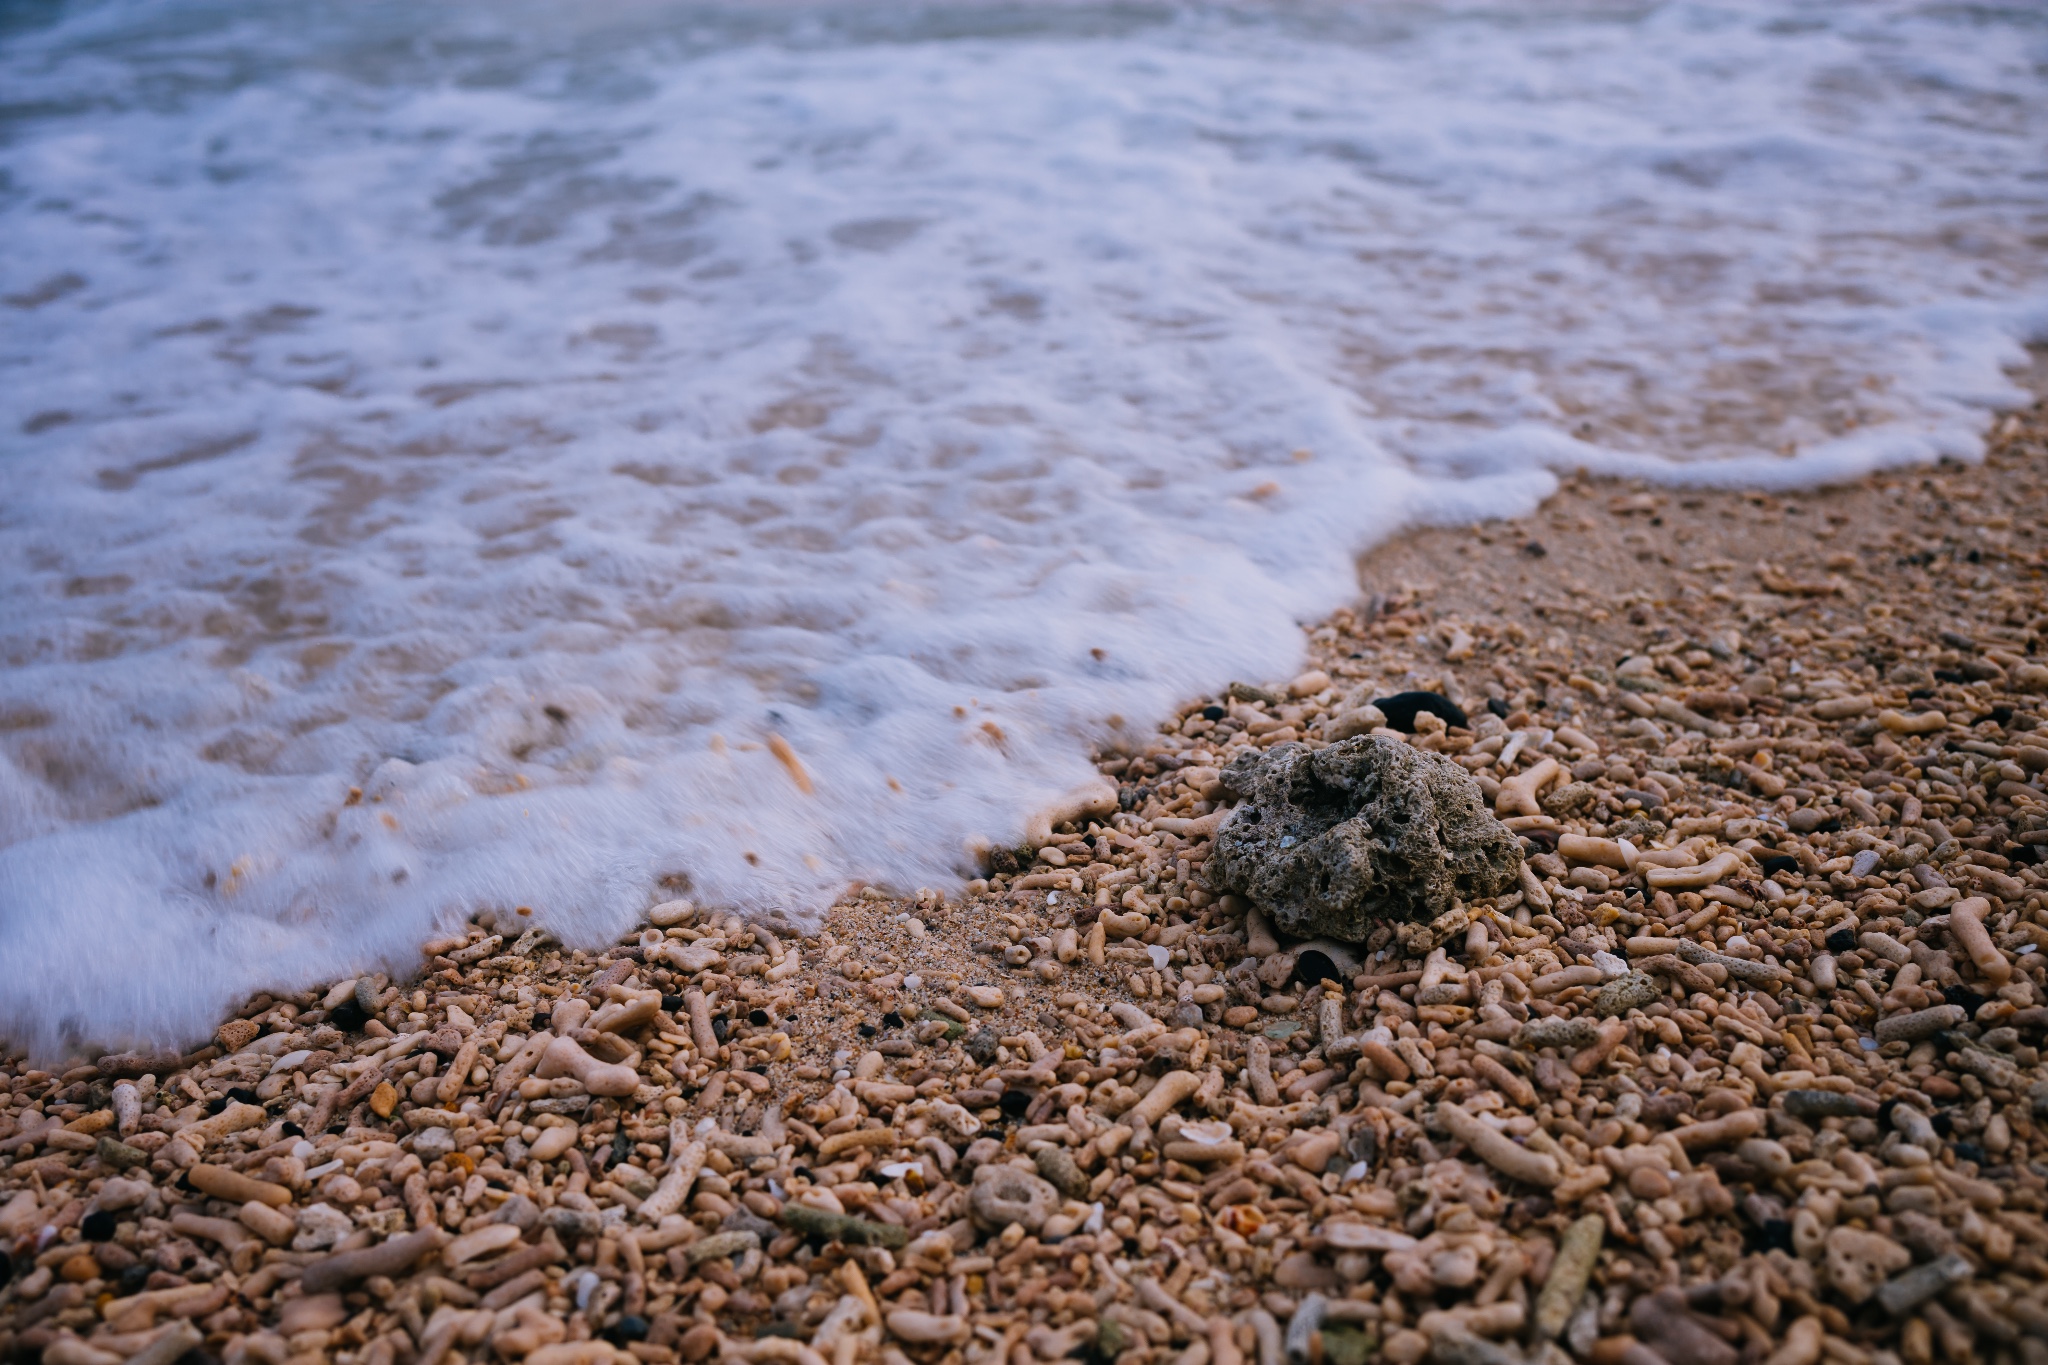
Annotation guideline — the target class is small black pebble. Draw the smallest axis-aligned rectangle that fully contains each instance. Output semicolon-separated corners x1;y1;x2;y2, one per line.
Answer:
1825;928;1857;954
118;1263;152;1295
660;995;685;1015
205;1096;229;1115
327;999;368;1033
82;1210;117;1242
998;1089;1030;1116
1908;688;1936;701
1934;669;1968;685
1372;690;1469;733
1202;705;1226;721
1760;1219;1795;1252
1943;984;1988;1016
1293;950;1346;987
1522;540;1547;558
881;1012;904;1029
282;1121;304;1137
748;1008;770;1027
609;1131;633;1168
1932;1112;1954;1137
1760;855;1800;876
227;1087;261;1107
793;1166;813;1181
857;1022;876;1037
1954;1141;1986;1166
1487;697;1510;719
711;1016;730;1043
604;1316;651;1346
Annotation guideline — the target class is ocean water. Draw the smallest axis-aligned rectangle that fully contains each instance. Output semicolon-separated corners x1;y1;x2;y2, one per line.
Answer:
1;0;2044;1057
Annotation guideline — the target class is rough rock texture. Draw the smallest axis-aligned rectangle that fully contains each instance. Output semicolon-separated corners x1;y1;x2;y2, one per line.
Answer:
1211;735;1522;941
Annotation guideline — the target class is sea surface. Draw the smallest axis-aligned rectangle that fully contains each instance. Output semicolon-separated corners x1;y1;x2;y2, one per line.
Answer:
2;0;2044;1056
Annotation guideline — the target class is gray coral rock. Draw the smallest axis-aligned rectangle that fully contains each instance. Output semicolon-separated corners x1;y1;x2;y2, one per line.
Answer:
1211;736;1522;942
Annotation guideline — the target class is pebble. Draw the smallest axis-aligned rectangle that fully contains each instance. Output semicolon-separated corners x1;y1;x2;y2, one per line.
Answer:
1873;1003;1965;1043
1631;1286;1737;1365
1873;1251;1974;1316
1533;1213;1603;1341
967;1163;1060;1232
1591;970;1662;1016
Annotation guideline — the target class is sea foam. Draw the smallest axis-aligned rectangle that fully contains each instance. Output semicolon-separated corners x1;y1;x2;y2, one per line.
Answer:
0;0;2043;1056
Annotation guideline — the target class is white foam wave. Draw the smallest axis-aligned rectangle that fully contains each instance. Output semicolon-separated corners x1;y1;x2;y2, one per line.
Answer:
0;0;2043;1056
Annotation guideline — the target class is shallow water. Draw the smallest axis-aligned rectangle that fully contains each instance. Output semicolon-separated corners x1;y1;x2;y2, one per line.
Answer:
1;0;2044;1056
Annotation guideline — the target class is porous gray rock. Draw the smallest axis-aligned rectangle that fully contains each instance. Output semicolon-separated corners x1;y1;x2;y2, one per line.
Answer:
1212;736;1522;942
1514;1016;1599;1052
1033;1145;1090;1199
1592;971;1662;1017
969;1162;1060;1231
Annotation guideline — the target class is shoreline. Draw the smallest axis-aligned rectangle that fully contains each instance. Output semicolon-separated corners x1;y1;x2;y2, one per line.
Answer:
6;402;2048;1365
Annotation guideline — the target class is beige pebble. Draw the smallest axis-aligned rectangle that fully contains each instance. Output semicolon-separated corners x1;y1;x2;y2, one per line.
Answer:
529;1123;580;1163
886;1310;971;1345
1288;670;1330;698
1436;1101;1559;1187
1645;851;1738;890
1762;1317;1825;1365
633;1131;708;1226
1672;1108;1765;1151
1382;1329;1430;1365
238;1200;296;1247
1558;834;1628;869
1495;757;1561;817
1128;1070;1201;1126
445;1222;522;1268
1100;910;1149;939
534;1035;638;1097
648;898;695;926
1948;896;2011;986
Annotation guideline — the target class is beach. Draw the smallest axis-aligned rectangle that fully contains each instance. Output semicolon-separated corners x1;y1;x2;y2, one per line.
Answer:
5;393;2048;1365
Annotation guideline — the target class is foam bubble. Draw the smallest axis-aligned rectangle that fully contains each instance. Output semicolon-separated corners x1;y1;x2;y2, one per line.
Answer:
0;0;2043;1056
